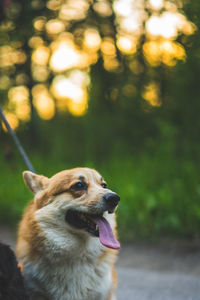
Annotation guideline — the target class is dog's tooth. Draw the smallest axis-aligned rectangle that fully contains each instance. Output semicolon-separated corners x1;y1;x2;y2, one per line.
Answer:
79;213;86;221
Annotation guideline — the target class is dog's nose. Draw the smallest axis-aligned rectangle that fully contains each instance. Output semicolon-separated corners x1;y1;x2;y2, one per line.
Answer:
103;193;120;211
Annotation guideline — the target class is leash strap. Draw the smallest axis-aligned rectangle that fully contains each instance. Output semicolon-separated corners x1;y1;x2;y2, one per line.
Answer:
0;107;36;173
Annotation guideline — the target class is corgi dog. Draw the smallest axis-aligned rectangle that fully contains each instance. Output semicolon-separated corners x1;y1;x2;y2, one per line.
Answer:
16;168;120;300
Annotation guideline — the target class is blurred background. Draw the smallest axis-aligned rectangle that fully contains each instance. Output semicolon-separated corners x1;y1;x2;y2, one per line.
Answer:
0;0;200;241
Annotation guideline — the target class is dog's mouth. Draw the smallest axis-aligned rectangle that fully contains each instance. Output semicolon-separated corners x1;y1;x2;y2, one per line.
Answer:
65;210;99;237
65;209;120;250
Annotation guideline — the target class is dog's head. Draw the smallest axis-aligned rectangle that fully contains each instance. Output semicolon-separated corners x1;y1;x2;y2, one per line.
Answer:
23;168;120;250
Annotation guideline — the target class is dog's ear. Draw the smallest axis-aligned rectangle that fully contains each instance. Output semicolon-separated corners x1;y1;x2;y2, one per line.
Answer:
23;171;49;194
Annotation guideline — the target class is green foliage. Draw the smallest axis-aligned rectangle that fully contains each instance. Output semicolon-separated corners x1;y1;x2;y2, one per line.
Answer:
1;118;200;240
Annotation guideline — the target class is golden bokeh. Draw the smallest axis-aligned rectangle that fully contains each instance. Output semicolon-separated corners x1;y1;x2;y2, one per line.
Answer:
15;103;31;122
149;0;163;10
67;95;88;116
29;36;44;48
50;40;83;72
46;19;65;35
83;28;101;51
0;76;11;90
1;0;197;123
143;40;186;66
32;84;55;120
93;1;112;17
46;0;62;11
2;112;19;131
113;0;132;18
101;38;116;56
103;56;120;72
32;46;50;66
51;70;89;116
146;12;195;39
8;86;29;104
142;82;161;107
6;86;31;123
34;17;46;31
59;0;89;21
117;36;137;54
32;65;50;82
0;46;26;68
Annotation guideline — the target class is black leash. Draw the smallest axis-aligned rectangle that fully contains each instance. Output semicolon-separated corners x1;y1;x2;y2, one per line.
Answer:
0;107;36;173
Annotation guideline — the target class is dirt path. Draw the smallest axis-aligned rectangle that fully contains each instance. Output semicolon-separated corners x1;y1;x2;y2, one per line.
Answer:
1;227;200;299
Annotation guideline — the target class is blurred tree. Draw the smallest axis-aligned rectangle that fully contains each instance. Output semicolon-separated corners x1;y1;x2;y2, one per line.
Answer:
0;0;195;124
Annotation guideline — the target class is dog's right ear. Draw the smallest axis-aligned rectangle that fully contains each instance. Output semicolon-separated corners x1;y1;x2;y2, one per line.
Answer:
23;171;49;195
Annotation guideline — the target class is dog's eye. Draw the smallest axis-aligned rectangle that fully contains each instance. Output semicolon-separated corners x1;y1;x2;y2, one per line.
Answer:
101;183;107;188
72;182;87;190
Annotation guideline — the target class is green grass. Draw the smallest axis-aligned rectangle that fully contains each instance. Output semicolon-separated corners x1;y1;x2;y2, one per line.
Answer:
1;146;200;241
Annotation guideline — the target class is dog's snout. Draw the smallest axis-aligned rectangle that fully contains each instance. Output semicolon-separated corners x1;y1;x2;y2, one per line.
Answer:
103;193;120;210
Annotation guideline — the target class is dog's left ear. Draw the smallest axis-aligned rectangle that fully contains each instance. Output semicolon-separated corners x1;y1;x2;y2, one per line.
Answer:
23;171;49;195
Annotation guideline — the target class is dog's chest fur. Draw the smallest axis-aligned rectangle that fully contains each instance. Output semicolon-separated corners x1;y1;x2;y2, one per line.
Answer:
23;234;114;300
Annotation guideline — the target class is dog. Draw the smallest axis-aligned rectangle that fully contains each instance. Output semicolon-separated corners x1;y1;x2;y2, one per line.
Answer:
16;167;120;300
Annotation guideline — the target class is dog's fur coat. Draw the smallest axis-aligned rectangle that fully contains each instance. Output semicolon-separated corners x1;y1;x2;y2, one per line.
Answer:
16;168;120;300
0;242;28;300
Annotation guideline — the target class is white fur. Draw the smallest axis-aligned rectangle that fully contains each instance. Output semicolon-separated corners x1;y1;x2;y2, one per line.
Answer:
23;245;113;300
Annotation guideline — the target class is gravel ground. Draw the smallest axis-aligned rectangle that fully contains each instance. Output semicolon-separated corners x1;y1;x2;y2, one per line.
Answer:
117;267;200;300
1;226;200;300
116;241;200;300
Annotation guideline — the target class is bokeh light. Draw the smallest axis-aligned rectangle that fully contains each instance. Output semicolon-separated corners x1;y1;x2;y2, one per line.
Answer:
50;38;84;72
93;1;112;17
32;46;50;65
143;40;186;66
83;28;101;51
32;84;55;120
51;70;89;115
142;82;161;107
2;112;19;131
46;19;65;35
117;36;137;54
0;0;196;126
146;12;195;39
149;0;163;10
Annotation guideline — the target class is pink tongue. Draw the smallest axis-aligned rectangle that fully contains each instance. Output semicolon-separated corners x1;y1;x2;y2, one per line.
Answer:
95;217;120;250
